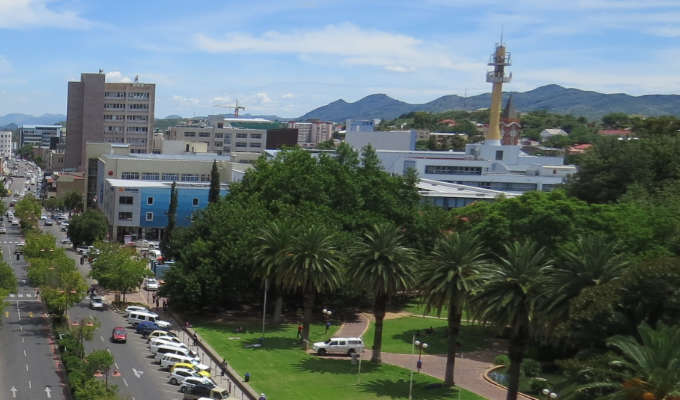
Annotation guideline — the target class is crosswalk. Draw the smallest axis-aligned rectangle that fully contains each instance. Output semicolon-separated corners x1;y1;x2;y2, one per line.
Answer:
0;241;24;244
7;292;40;299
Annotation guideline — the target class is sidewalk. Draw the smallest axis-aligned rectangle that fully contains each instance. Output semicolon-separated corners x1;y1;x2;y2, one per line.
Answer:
342;313;510;400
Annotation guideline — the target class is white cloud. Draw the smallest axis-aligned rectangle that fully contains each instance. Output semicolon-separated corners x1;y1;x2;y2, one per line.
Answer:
105;71;132;83
254;92;272;104
171;95;200;106
0;56;11;74
281;93;295;99
194;23;478;72
0;0;92;29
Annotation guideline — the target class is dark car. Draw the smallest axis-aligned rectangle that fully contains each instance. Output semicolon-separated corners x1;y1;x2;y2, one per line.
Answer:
111;327;127;343
135;321;160;336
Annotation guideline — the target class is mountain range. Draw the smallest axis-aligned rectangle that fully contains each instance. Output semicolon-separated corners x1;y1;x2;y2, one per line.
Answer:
299;84;680;122
0;113;65;127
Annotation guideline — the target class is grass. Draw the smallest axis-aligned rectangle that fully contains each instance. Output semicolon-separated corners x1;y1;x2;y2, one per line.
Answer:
363;316;497;354
195;320;486;400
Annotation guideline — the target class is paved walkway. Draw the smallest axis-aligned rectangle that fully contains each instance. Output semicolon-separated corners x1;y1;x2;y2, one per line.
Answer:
344;313;509;400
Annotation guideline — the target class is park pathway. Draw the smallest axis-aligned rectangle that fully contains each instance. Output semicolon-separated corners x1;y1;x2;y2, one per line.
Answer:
341;313;511;400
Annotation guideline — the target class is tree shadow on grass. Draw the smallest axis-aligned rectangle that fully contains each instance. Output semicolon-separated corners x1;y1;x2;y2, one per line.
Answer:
292;357;381;375
392;324;495;354
239;335;305;351
359;378;461;399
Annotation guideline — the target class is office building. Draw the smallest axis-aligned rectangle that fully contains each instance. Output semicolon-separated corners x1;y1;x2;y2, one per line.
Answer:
20;125;62;148
345;119;376;133
65;72;155;170
286;120;334;147
100;179;228;241
346;130;417;151
168;121;266;155
0;131;12;158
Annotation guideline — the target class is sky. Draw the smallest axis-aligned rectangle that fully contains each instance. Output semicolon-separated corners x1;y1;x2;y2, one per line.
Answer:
1;0;680;118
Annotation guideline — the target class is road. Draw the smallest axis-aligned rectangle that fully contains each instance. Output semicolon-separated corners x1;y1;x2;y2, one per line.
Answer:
0;176;67;400
43;222;186;400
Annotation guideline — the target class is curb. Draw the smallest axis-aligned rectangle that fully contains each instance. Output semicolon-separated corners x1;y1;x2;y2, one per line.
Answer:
482;365;539;400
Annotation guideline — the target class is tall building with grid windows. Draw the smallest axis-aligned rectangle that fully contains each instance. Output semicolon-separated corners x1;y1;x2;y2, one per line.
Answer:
65;72;155;170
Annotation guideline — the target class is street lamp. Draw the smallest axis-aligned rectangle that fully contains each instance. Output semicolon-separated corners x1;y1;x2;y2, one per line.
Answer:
542;388;558;400
322;308;332;333
408;340;428;400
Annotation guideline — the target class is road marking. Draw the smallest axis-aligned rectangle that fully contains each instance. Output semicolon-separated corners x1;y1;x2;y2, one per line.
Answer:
25;363;29;372
19;326;22;332
100;335;104;342
122;377;129;387
10;386;17;398
28;380;31;389
21;338;24;343
132;368;144;378
44;386;52;398
23;349;26;357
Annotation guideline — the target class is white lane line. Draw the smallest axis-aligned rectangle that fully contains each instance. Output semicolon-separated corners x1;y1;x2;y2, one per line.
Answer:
16;300;20;320
21;338;24;343
99;335;104;342
23;349;26;357
122;377;129;387
115;362;119;369
25;363;29;372
28;380;31;389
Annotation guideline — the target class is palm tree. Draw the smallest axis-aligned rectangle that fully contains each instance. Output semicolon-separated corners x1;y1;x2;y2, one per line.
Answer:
573;323;680;400
544;234;628;324
419;231;487;386
277;225;344;344
349;222;415;363
252;221;296;325
472;240;553;400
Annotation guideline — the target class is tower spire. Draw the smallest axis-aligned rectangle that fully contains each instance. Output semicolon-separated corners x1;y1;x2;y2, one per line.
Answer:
485;40;512;145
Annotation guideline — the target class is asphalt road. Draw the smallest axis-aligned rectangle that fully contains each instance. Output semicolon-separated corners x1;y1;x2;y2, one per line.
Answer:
43;220;186;400
0;176;67;400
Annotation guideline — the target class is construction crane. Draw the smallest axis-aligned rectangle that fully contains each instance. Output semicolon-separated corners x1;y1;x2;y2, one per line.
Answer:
214;99;245;118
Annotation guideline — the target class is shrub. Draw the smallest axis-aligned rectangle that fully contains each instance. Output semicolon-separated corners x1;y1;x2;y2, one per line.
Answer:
529;377;550;394
494;354;510;366
522;358;542;377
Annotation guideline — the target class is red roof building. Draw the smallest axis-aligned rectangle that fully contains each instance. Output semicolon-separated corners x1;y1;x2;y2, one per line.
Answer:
598;129;631;136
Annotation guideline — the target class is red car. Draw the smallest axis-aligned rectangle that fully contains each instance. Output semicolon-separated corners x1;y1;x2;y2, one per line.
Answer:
111;327;127;343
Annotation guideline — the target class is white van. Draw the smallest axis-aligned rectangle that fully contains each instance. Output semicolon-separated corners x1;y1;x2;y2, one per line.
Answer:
127;311;171;328
150;339;188;355
154;344;198;362
312;337;365;356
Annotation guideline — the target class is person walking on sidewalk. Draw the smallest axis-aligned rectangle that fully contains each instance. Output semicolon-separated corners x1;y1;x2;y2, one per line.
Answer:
193;332;199;347
296;323;302;339
259;393;267;400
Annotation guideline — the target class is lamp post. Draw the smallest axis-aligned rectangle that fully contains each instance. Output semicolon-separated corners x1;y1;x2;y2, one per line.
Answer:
408;339;428;400
322;308;332;334
261;278;268;342
542;388;558;400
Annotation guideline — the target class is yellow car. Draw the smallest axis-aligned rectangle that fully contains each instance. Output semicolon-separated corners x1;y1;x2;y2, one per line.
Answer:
171;362;211;377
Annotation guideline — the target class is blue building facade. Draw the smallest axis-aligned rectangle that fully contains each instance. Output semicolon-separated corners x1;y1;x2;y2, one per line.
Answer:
138;186;228;229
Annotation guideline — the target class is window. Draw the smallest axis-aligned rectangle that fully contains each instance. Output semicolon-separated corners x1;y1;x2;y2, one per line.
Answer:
249;142;261;148
235;142;247;147
121;172;140;180
217;123;224;129
424;165;482;175
236;133;248;138
215;133;223;138
145;212;153;221
214;141;222;147
192;198;199;206
200;174;209;182
184;132;196;137
495;150;504;160
250;133;262;139
162;173;179;181
147;197;154;205
129;103;149;110
224;147;231;153
199;132;211;137
118;212;133;221
141;172;159;180
181;174;199;182
119;196;133;205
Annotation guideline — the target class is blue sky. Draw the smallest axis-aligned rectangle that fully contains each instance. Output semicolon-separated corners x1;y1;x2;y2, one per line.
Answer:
1;0;679;118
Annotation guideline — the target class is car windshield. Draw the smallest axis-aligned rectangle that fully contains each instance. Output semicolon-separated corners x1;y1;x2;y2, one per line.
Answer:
324;339;332;344
114;329;125;335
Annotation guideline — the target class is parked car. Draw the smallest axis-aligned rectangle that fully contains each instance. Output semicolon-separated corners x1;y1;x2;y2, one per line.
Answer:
312;337;364;356
181;385;229;400
89;296;104;310
149;339;189;355
135;321;160;336
160;354;208;371
76;246;88;255
128;310;170;328
111;327;127;343
171;362;211;377
146;330;177;342
0;226;6;234
144;277;160;291
44;219;53;226
179;376;216;393
153;344;198;362
168;368;202;385
124;305;152;317
61;239;72;246
149;335;184;348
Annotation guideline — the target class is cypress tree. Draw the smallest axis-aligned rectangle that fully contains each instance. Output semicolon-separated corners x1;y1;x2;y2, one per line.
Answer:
161;181;178;259
208;160;220;203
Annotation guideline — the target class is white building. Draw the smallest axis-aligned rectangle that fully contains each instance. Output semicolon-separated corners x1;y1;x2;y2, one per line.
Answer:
168;121;266;155
20;125;62;148
346;119;376;133
0;131;12;158
539;129;568;141
346;130;417;151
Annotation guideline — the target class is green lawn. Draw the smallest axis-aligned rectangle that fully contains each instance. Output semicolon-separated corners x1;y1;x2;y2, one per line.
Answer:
364;316;497;354
195;320;486;400
403;300;449;318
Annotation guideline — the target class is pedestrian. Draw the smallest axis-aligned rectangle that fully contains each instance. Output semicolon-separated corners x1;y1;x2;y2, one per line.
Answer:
296;323;303;339
325;320;331;334
193;332;199;346
162;300;168;311
155;297;160;308
259;393;267;400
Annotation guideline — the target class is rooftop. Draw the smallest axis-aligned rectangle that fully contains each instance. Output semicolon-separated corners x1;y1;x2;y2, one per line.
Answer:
20;125;62;129
102;153;231;161
417;179;520;199
106;178;229;188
